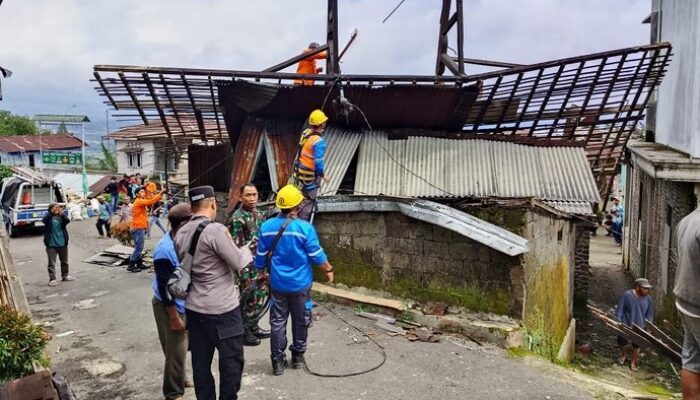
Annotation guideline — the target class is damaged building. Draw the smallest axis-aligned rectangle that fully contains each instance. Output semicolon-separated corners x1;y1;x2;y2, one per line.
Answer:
91;0;670;359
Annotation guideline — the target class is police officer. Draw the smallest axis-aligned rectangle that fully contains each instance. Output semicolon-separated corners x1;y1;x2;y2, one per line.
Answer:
254;185;334;376
174;186;252;400
228;183;270;346
292;109;329;221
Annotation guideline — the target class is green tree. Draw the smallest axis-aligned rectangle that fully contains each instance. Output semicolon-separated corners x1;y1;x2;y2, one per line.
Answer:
100;143;117;171
0;110;37;136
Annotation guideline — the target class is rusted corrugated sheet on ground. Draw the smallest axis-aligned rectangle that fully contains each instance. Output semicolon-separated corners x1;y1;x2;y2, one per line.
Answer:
188;142;232;192
226;119;264;211
355;134;600;203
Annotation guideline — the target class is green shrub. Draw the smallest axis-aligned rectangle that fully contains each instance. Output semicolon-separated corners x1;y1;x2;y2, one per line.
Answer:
0;306;50;383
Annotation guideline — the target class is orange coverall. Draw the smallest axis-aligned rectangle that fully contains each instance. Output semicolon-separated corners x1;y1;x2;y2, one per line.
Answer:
295;48;327;86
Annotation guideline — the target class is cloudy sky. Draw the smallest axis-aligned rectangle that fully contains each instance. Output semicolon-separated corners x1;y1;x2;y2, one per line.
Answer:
0;0;651;132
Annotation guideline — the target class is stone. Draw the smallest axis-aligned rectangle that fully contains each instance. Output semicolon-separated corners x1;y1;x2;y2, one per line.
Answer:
338;235;352;248
448;241;474;260
82;359;123;377
72;299;98;310
423;240;450;258
422;302;448;316
504;330;523;349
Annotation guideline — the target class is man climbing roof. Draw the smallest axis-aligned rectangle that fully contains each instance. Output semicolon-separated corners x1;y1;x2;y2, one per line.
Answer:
292;109;328;221
295;42;327;86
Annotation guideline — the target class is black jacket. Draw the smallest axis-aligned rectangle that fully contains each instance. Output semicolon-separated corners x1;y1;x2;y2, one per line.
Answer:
42;212;70;247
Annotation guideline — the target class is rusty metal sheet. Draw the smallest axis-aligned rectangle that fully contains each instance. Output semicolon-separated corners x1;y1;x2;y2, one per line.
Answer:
226;118;264;212
263;134;297;191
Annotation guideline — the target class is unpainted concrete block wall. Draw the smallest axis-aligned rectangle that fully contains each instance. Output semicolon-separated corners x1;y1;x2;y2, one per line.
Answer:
626;164;695;323
521;208;575;360
314;211;521;316
573;226;591;307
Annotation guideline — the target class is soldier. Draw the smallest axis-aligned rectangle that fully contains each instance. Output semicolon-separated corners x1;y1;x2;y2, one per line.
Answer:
229;183;271;346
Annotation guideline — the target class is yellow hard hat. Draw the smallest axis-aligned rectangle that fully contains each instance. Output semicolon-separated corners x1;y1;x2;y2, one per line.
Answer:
276;185;304;209
308;109;328;126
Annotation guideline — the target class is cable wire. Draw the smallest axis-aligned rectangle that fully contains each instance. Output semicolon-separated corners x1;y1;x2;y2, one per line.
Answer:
302;301;387;378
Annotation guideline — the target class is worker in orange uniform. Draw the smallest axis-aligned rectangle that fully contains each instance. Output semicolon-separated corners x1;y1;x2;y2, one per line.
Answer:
295;42;326;86
128;185;166;273
292;109;328;221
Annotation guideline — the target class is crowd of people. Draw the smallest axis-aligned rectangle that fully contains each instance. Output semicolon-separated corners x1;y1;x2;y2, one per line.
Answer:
39;109;334;399
602;196;624;246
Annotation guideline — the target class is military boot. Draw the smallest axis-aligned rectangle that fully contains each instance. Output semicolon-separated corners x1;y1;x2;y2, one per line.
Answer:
291;351;304;369
244;328;261;346
271;355;287;376
251;324;271;339
126;260;140;273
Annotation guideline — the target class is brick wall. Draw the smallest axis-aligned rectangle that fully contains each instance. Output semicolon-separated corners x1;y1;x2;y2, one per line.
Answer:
626;163;695;319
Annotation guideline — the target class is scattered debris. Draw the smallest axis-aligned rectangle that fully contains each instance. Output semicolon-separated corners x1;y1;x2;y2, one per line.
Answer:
504;330;523;349
84;244;150;267
578;343;593;355
72;299;98;310
356;311;396;324
422;302;448;316
407;328;440;343
376;320;406;336
89;290;110;297
55;330;75;338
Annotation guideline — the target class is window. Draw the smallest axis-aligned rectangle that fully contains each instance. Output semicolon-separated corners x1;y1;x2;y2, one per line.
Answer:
128;152;142;168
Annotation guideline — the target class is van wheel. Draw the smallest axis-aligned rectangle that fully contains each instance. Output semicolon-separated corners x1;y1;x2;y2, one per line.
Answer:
8;223;18;238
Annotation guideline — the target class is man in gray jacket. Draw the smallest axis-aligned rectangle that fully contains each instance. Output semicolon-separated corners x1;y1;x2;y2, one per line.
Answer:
174;186;252;400
675;203;700;399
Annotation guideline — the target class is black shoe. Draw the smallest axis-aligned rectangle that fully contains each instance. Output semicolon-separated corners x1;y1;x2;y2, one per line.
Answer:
126;261;140;273
291;351;304;369
251;325;271;339
271;356;287;376
137;257;148;271
244;329;261;346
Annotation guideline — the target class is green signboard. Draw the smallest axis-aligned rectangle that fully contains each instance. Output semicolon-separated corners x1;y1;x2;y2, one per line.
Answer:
42;152;82;165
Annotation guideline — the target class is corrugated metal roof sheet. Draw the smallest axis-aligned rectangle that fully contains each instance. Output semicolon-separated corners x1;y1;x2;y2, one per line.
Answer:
355;135;601;203
53;173;106;198
226;118;264;211
317;196;529;256
318;128;362;197
0;134;83;153
543;201;595;215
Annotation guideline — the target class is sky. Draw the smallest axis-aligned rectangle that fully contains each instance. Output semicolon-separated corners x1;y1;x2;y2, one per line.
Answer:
0;0;651;134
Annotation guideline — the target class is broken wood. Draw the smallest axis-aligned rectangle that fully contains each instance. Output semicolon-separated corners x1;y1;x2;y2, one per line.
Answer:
587;305;681;363
356;311;396;324
376;320;406;336
645;319;682;353
312;283;407;311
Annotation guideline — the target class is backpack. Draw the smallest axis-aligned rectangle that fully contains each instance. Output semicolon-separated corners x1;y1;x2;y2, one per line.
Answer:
167;220;211;300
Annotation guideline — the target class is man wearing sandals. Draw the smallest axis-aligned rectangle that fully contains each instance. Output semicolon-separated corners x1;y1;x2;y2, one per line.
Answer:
614;278;654;371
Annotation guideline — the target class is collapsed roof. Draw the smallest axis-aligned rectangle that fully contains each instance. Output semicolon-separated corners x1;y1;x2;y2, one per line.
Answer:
93;42;671;201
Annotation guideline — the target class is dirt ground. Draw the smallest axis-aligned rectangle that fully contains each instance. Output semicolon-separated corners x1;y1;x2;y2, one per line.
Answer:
574;231;681;397
10;217;665;399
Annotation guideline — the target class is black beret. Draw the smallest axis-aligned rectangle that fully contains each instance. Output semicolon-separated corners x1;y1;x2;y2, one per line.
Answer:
189;186;215;202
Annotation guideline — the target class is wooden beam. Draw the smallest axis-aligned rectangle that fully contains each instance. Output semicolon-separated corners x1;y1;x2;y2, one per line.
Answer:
141;73;173;140
263;44;329;73
118;72;148;124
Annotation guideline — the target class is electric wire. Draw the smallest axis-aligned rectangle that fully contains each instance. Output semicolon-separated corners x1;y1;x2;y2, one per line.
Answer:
302;301;387;378
382;0;407;23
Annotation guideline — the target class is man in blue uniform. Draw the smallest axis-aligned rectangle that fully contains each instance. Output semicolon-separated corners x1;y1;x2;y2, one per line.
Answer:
254;184;334;376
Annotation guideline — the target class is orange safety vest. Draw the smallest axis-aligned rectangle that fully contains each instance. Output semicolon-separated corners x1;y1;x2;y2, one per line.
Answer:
294;129;322;184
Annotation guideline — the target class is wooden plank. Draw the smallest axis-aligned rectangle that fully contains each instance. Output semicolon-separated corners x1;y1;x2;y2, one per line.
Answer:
0;224;30;315
646;320;682;353
312;282;406;311
0;370;59;400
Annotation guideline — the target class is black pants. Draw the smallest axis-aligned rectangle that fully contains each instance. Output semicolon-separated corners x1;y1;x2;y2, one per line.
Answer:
269;289;313;360
186;308;245;400
96;219;111;237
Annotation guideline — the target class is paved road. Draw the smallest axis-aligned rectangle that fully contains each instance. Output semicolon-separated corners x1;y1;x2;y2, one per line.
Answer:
12;218;596;400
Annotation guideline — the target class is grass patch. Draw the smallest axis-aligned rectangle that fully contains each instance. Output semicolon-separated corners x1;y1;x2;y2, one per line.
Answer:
643;383;674;397
507;347;532;358
389;278;509;315
313;247;382;290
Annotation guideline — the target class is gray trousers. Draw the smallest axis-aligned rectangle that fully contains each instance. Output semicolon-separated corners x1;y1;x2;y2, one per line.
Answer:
152;297;188;400
298;185;319;222
269;289;313;360
46;246;69;281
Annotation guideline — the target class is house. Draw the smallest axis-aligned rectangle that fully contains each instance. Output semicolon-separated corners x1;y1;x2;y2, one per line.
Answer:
624;0;699;324
105;117;227;184
92;11;668;360
0;134;83;171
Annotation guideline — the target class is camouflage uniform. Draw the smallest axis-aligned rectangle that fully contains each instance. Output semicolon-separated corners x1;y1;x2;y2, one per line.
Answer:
229;206;264;287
